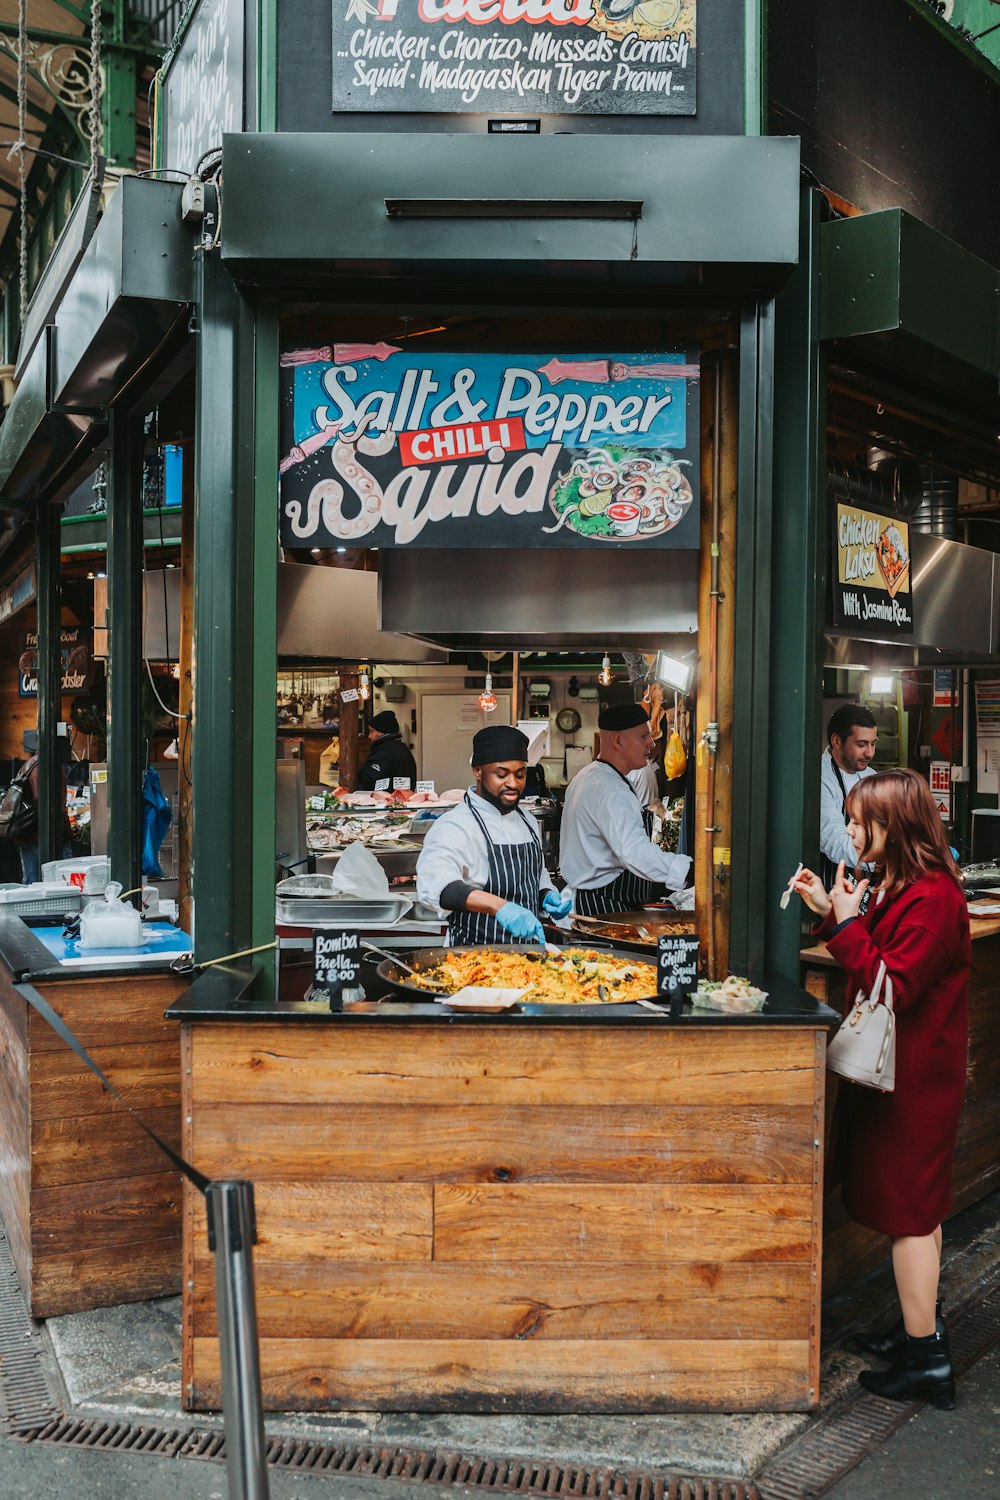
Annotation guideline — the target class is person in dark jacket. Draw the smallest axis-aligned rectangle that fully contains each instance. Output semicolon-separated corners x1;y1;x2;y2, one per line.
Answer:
793;770;970;1411
356;711;416;791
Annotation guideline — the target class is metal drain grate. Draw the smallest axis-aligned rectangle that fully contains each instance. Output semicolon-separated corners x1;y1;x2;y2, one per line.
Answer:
19;1418;756;1499
756;1282;1000;1500
0;1222;61;1434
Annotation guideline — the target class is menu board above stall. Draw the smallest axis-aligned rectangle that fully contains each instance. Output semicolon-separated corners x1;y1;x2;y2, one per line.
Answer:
280;346;700;548
332;0;697;117
831;503;913;637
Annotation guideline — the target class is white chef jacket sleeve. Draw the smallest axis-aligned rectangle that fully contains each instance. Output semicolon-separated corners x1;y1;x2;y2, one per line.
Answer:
416;813;480;915
819;762;859;871
605;790;691;889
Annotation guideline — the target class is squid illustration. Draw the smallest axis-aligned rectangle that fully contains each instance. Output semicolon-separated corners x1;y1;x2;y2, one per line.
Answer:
284;416;396;542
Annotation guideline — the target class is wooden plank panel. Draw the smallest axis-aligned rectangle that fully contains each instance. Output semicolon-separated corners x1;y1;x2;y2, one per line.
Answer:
31;1107;181;1188
30;1042;181;1120
189;1102;814;1185
191;1337;812;1413
191;1025;817;1108
27;977;187;1052
189;1183;433;1264
0;982;32;1289
191;1259;812;1341
30;1236;181;1321
31;1171;182;1254
433;1185;813;1264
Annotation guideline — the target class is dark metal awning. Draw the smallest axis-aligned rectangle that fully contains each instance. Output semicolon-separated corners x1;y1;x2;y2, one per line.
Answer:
820;209;1000;423
51;177;195;411
221;133;801;296
0;329;101;533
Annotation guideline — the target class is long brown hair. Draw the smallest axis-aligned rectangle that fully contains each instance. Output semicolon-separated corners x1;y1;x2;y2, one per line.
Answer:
845;770;961;898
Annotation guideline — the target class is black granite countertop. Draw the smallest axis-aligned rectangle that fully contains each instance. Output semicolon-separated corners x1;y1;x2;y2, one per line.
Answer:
165;965;840;1029
0;913;188;983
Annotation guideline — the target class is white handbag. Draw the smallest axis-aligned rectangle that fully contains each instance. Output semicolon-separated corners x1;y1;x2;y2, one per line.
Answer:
826;960;896;1092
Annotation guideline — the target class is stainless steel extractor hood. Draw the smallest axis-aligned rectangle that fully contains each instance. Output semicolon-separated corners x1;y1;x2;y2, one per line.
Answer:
379;550;699;650
278;562;448;662
825;532;1000;668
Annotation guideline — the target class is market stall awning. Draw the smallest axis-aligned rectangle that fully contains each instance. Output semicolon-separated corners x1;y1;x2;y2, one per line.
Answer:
820;209;1000;421
51;177;195;411
0;328;99;529
221;133;801;294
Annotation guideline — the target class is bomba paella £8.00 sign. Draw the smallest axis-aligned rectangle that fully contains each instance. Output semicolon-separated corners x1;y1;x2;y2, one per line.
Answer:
280;347;700;549
332;0;697;116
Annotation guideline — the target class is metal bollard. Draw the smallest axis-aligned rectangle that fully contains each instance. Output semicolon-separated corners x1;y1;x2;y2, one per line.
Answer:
206;1180;270;1500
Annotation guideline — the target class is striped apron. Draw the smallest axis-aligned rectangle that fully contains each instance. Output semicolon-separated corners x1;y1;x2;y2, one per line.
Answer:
447;793;545;947
574;762;658;917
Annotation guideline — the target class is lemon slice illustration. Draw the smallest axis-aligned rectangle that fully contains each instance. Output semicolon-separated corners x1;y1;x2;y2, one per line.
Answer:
635;0;682;26
579;489;614;518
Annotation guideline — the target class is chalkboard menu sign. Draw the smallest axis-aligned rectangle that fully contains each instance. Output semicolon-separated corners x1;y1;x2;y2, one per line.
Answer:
657;933;699;997
313;930;362;1011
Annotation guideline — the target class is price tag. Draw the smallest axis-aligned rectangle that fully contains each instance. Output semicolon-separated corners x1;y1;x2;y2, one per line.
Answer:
657;934;700;998
393;777;411;790
308;795;326;811
416;780;435;795
340;688;359;703
313;930;362;1013
374;778;390;791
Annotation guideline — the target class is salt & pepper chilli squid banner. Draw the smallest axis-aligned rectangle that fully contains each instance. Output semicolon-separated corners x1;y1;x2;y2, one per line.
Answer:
832;503;913;636
332;0;697;116
279;346;700;548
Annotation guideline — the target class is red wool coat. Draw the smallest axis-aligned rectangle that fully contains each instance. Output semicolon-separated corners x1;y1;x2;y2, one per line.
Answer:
818;870;970;1237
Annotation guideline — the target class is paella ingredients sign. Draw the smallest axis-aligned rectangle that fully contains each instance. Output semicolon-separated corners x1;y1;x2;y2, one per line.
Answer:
280;347;699;548
832;504;912;636
332;0;697;117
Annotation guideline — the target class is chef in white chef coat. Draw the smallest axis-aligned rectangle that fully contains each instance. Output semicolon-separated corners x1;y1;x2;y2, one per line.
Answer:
416;725;572;946
560;702;691;916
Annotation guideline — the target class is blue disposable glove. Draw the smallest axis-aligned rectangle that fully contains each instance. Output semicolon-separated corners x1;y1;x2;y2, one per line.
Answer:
495;902;547;945
542;889;573;919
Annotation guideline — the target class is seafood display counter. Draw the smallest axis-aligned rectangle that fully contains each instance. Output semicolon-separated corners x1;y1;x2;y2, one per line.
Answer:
167;970;838;1415
0;914;188;1317
802;904;1000;1295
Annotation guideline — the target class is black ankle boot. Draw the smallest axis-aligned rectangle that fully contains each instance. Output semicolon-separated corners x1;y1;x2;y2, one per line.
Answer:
859;1330;956;1409
856;1300;947;1360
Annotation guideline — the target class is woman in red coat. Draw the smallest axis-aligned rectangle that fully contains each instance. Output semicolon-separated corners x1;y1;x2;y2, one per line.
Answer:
794;769;969;1409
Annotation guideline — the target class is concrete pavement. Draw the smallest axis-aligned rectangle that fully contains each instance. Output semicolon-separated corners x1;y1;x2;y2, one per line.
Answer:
3;1186;1000;1496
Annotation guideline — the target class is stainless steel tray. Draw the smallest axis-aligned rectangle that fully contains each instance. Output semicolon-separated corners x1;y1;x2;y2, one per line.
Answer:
276;895;412;926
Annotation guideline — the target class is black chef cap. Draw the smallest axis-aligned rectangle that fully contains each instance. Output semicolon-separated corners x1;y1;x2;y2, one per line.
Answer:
598;702;649;731
370;710;400;734
471;725;529;766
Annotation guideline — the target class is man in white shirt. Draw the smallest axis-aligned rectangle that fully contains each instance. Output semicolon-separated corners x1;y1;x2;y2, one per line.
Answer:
560;703;691;915
416;724;572;945
820;704;877;883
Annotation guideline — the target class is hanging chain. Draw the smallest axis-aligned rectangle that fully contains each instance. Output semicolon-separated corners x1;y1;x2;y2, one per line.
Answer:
16;0;27;322
89;0;103;175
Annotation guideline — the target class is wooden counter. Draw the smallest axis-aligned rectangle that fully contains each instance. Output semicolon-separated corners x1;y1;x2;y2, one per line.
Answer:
801;914;1000;1295
171;978;838;1415
0;918;187;1318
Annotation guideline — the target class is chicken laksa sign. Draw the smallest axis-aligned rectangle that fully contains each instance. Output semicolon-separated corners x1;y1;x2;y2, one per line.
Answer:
279;345;700;549
333;0;697;116
832;504;913;636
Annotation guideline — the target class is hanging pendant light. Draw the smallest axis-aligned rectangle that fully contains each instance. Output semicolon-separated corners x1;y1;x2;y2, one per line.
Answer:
479;671;498;713
598;653;613;686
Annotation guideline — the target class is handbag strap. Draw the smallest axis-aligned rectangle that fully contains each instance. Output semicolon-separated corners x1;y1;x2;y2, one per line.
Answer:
869;959;894;1013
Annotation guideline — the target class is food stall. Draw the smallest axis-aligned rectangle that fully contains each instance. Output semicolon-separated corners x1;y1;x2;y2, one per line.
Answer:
0;910;190;1318
801;418;1000;1293
170;964;837;1414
